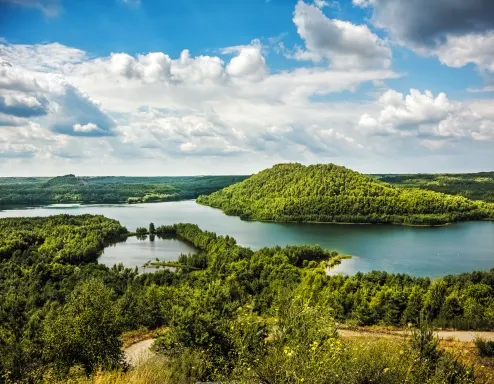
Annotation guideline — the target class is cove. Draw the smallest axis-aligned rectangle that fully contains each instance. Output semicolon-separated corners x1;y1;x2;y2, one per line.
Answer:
1;200;493;277
101;236;197;270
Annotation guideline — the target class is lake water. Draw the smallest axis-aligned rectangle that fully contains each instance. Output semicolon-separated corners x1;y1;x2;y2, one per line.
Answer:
1;200;493;277
101;236;197;270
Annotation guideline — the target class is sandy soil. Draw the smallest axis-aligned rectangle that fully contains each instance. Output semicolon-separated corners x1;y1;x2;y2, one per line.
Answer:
338;329;494;341
124;338;155;366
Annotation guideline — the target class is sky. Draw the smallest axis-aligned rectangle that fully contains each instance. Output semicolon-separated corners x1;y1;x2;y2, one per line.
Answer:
0;0;493;176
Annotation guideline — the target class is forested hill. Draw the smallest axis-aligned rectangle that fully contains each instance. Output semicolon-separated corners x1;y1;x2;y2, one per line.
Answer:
197;163;494;225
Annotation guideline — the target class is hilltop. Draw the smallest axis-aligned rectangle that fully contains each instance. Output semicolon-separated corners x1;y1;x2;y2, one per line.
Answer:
43;174;83;187
197;163;494;225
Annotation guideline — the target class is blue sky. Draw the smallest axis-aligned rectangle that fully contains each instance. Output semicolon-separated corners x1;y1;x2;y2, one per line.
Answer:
0;0;493;175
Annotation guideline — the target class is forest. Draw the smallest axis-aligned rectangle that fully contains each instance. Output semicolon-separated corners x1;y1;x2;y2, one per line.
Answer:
0;174;247;206
197;163;494;225
376;172;494;203
1;215;493;383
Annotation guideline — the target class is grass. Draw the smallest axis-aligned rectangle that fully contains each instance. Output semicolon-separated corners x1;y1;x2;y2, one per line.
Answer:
56;357;172;384
442;339;494;384
55;326;494;384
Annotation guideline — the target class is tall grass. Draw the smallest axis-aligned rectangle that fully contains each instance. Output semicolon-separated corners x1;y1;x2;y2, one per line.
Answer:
53;357;172;384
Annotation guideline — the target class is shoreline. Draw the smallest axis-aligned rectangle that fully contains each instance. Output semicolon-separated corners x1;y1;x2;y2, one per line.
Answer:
195;202;459;227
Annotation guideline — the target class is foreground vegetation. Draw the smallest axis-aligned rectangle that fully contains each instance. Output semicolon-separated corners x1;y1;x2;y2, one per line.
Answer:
198;163;494;225
1;216;494;382
377;172;494;203
0;174;247;206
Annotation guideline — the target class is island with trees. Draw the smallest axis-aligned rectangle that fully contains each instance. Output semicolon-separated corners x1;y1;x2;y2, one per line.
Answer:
1;215;493;383
197;163;494;226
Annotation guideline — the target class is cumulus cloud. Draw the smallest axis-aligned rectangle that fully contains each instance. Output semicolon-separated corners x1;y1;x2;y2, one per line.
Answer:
0;42;85;72
48;85;116;136
354;0;494;46
0;93;48;117
432;32;494;73
224;40;268;81
0;47;117;137
354;0;494;73
359;89;494;142
291;0;391;69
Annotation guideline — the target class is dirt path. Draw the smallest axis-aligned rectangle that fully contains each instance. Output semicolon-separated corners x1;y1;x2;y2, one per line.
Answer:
339;329;494;342
124;338;155;366
124;329;494;366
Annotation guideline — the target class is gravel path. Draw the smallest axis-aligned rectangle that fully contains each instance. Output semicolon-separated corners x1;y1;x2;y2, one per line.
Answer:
124;338;155;366
124;329;494;366
339;329;494;341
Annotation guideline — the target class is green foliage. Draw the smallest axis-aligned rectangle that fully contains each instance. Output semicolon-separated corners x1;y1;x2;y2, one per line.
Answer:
136;227;148;235
0;175;248;206
0;217;487;383
376;172;494;202
42;279;124;377
475;338;494;357
320;270;494;330
198;163;494;225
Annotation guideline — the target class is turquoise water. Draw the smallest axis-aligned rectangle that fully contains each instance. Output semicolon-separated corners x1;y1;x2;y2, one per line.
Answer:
1;200;493;277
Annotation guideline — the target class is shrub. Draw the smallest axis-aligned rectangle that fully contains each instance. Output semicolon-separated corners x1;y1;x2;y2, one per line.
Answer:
475;337;494;357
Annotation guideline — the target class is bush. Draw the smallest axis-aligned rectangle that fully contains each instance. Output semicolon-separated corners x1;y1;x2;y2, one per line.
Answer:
475;338;494;357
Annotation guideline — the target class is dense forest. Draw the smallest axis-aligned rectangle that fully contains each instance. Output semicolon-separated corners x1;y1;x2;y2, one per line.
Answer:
0;175;247;206
1;215;493;383
376;172;494;203
197;163;494;225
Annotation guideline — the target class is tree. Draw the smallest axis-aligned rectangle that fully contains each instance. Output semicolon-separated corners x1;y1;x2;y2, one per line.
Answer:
149;222;156;234
42;279;124;377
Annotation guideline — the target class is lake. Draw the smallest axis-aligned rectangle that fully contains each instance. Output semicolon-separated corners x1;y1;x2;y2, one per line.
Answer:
1;200;493;277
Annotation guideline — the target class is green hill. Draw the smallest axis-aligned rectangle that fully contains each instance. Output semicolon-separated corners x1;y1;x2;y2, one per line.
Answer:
43;174;83;187
197;163;494;225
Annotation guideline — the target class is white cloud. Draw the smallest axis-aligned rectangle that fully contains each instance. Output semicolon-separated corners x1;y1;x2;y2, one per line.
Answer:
0;50;117;137
313;0;329;8
0;93;48;117
73;123;102;133
432;32;494;73
225;41;267;81
291;1;391;69
359;89;494;142
0;42;85;72
353;0;494;74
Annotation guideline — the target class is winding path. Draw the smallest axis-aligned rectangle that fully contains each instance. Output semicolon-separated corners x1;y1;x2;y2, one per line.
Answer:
124;329;494;366
338;329;494;342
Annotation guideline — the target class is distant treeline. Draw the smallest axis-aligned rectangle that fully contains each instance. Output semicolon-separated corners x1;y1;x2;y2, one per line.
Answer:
0;174;248;206
375;172;494;203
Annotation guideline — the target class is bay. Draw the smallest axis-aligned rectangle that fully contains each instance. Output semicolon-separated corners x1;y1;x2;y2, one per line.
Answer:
1;200;493;277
